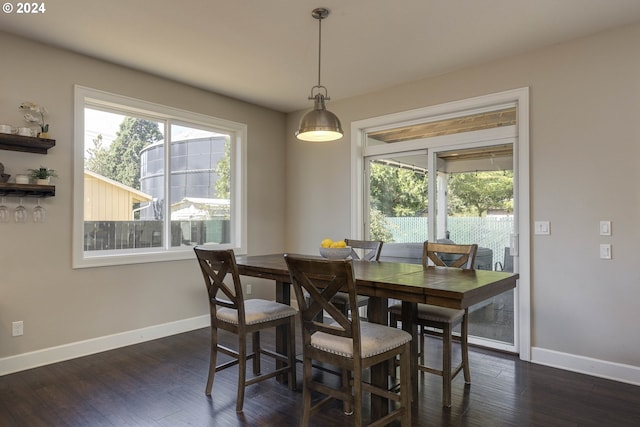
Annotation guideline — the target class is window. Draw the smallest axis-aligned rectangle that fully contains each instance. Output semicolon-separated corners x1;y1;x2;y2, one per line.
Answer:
73;86;246;268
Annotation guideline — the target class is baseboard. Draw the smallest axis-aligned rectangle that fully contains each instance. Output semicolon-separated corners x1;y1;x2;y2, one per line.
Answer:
531;346;640;386
0;315;210;376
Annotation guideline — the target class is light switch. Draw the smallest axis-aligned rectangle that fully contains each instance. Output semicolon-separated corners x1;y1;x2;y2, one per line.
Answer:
534;221;550;235
600;221;611;236
600;244;612;259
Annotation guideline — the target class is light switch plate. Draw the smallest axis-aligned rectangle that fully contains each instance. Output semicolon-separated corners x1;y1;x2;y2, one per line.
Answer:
534;221;550;235
600;244;612;259
600;221;611;236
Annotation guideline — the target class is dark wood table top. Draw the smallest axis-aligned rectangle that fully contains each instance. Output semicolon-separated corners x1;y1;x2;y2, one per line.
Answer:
235;253;519;309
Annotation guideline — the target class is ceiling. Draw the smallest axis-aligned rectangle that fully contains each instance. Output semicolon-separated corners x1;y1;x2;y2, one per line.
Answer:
2;1;640;113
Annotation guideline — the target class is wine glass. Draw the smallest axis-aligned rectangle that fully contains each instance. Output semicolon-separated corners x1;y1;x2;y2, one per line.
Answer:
33;199;46;223
0;197;9;223
14;198;27;223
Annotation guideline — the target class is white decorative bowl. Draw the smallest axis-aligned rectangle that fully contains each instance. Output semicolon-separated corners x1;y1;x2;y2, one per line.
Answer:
319;246;352;259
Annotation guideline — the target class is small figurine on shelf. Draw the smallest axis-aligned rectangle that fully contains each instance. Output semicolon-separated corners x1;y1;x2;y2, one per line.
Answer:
29;166;57;185
0;162;9;183
19;101;50;138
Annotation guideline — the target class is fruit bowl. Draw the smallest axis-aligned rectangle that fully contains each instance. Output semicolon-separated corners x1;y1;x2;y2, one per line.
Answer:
319;246;352;259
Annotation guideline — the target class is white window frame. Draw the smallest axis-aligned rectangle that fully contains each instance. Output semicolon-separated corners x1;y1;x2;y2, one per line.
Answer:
73;85;247;268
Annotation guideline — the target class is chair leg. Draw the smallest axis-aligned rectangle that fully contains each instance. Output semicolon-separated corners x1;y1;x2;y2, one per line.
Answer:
400;343;412;426
287;317;297;390
338;301;348;317
461;311;471;384
419;325;425;366
252;330;261;375
389;311;398;329
205;326;218;396
442;323;452;408
236;334;247;413
342;369;353;415
352;368;362;426
387;312;398;378
301;357;313;427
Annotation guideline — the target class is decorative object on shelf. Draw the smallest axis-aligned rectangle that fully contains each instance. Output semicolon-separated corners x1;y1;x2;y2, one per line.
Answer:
0;124;13;134
295;7;343;142
19;101;50;138
28;166;57;185
0;162;9;183
15;174;30;184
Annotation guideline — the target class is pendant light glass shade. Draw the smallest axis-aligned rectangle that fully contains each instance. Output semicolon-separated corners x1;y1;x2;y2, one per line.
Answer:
296;8;343;142
296;93;343;142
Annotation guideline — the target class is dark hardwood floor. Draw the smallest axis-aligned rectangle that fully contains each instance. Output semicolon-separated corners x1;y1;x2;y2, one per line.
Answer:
1;326;639;426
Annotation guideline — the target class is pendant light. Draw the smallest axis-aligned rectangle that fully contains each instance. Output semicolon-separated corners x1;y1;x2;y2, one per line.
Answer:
296;8;343;142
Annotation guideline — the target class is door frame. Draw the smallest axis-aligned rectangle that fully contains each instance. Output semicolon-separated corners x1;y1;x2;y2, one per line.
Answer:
350;87;530;361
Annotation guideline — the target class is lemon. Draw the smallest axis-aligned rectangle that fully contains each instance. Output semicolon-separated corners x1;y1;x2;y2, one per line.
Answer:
330;240;346;248
321;238;333;248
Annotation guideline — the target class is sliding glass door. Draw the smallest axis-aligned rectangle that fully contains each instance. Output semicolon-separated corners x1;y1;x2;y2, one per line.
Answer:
432;144;516;348
360;107;520;352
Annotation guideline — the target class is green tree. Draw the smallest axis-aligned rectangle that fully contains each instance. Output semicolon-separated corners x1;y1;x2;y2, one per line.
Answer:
107;118;163;189
86;118;163;189
369;162;428;217
369;208;394;242
85;134;113;177
215;141;230;199
447;171;513;216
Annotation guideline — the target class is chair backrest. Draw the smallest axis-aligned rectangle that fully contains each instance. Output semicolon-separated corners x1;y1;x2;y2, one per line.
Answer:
194;247;246;325
379;242;423;264
284;254;361;352
423;241;479;269
502;247;514;272
345;238;383;261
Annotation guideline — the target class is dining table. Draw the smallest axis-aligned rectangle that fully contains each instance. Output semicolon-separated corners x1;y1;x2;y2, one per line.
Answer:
234;253;519;417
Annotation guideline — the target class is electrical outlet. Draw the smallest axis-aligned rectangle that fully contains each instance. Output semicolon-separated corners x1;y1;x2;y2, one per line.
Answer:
12;321;24;337
247;284;252;295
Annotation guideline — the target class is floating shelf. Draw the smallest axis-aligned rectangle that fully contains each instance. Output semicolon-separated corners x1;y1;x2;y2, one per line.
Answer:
0;183;55;198
0;133;56;154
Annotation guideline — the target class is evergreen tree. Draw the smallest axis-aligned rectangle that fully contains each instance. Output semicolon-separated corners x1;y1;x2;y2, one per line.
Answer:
85;117;163;189
85;134;113;177
108;118;163;189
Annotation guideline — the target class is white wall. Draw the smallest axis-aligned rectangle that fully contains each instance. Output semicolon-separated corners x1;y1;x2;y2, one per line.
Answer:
285;23;640;382
0;31;286;371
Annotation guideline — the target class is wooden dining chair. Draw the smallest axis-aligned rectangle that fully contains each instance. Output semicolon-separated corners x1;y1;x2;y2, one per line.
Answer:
331;239;383;319
194;247;297;413
285;254;411;427
389;241;478;407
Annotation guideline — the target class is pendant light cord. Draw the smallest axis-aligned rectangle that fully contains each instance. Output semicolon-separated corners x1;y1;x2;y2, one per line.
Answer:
317;16;322;88
309;8;329;100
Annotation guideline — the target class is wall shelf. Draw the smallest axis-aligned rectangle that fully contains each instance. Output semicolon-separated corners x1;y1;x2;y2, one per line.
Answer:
0;183;55;198
0;133;56;154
